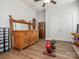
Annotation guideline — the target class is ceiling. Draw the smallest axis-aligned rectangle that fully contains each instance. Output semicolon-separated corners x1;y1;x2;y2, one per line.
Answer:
22;0;77;11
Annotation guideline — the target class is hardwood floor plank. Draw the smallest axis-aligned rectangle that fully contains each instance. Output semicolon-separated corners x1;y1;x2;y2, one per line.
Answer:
0;40;78;59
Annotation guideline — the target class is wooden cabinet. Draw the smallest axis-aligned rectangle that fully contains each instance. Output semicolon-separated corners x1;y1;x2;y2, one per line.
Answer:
13;30;39;49
38;22;45;39
30;31;39;44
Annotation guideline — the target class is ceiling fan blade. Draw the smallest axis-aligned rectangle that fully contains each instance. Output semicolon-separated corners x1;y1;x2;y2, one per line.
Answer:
42;3;45;7
34;0;41;2
51;0;56;4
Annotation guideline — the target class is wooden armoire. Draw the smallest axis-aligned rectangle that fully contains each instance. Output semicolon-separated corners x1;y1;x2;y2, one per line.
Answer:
38;22;45;39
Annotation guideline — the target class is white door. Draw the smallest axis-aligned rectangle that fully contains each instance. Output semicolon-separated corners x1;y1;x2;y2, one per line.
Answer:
50;16;61;40
60;14;73;42
50;14;73;42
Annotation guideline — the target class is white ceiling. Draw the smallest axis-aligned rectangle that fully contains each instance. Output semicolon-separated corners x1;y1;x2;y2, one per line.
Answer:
22;0;77;11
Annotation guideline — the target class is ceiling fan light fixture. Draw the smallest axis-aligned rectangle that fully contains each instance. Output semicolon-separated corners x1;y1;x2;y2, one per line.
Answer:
44;0;50;3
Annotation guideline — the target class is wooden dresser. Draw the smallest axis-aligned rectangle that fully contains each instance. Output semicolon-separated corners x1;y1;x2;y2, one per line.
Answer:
9;15;39;50
13;30;39;49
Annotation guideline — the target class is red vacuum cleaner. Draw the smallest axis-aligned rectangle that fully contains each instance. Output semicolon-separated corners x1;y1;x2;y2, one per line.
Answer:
43;40;56;57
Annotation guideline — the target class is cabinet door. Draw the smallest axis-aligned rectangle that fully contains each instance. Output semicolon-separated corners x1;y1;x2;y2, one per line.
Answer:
30;31;35;44
34;31;39;41
14;32;20;48
14;32;25;49
29;31;39;44
24;31;30;47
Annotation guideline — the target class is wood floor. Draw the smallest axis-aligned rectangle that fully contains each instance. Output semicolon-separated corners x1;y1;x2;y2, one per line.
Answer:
0;39;78;59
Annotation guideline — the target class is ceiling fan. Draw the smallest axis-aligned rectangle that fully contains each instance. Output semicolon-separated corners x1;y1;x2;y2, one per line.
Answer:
34;0;56;7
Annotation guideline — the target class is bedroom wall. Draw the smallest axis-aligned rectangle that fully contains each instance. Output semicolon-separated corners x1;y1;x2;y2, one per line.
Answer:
36;10;46;22
46;2;79;42
0;0;36;28
78;1;79;23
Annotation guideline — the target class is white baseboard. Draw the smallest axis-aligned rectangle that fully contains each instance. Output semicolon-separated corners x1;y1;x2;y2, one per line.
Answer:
46;38;74;43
